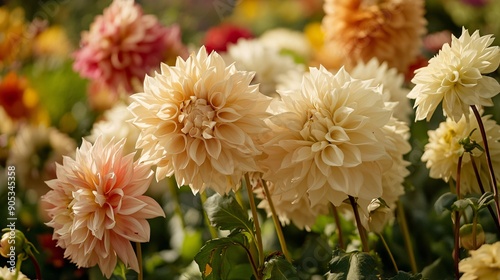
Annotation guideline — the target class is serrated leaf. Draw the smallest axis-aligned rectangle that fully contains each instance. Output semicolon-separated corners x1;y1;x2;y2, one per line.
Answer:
204;193;253;233
326;249;380;280
434;192;457;214
194;233;251;280
388;271;423;280
263;255;298;280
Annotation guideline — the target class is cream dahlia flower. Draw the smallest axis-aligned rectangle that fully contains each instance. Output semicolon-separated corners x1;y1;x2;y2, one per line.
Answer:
42;138;165;278
350;58;412;123
408;28;500;122
88;102;140;155
421;109;500;195
129;46;271;194
259;28;313;61
73;0;186;94
0;266;29;280
262;66;393;207
8;125;76;196
224;38;305;96
459;242;500;279
322;0;426;73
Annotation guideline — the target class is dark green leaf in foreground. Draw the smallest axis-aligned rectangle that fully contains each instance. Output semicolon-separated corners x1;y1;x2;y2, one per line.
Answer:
263;254;299;280
434;192;457;214
194;233;252;280
204;193;254;233
326;249;380;280
388;271;423;280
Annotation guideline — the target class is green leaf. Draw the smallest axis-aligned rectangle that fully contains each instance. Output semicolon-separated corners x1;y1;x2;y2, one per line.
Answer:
326;249;380;280
388;271;423;280
452;198;475;212
434;192;457;214
181;228;203;261
204;193;253;233
194;233;252;280
263;255;299;280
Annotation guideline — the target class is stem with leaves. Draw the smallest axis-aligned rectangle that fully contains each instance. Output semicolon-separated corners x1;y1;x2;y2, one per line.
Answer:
471;105;500;226
470;156;500;232
331;204;345;250
200;192;219;239
348;196;369;252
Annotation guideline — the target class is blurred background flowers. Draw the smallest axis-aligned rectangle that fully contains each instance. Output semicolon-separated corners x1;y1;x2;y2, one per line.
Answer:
1;0;500;279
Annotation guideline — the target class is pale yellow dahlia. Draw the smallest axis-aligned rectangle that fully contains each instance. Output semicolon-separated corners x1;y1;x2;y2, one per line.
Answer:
459;242;500;280
129;46;272;194
421;110;500;195
43;138;165;278
350;58;412;123
322;0;426;73
262;66;393;207
408;28;500;122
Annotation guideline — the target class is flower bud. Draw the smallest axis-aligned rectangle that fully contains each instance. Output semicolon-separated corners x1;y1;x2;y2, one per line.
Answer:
460;223;485;250
364;198;393;233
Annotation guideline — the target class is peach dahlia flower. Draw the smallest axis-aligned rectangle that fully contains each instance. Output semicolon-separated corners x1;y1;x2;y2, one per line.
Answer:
408;28;500;123
322;0;426;73
129;46;272;194
73;0;186;94
262;66;394;208
42;138;165;278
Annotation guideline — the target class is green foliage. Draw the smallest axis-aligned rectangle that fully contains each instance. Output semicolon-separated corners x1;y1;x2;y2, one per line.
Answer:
263;255;299;280
194;233;253;280
434;192;457;215
326;249;380;280
204;193;254;234
387;271;423;280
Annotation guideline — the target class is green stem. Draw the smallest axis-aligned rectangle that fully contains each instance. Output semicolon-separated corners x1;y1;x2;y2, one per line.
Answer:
168;181;186;229
471;105;500;227
396;200;417;273
379;233;398;272
200;192;218;239
245;173;264;270
136;242;143;280
472;213;478;249
454;155;464;280
331;204;345;250
348;196;369;252
470;156;500;232
260;178;292;262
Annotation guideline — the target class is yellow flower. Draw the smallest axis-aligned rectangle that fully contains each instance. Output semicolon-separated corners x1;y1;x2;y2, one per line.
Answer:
408;28;500;122
421;110;500;195
129;46;271;194
460;242;500;279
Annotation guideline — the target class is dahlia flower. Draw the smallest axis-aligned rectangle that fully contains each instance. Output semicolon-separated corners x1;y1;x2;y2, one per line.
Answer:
0;72;38;120
73;0;186;94
88;102;140;155
128;46;271;194
421;110;500;195
203;23;253;53
350;58;412;123
8;124;76;197
42;138;165;277
322;0;426;73
224;38;305;96
459;242;500;279
262;66;394;208
408;28;500;122
259;28;313;61
0;6;30;68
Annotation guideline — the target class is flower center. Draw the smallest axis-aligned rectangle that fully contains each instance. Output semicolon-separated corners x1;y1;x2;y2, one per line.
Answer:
179;96;216;139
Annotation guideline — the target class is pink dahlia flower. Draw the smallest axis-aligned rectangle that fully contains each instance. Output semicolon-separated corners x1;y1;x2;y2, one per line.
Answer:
42;137;165;277
73;0;186;94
